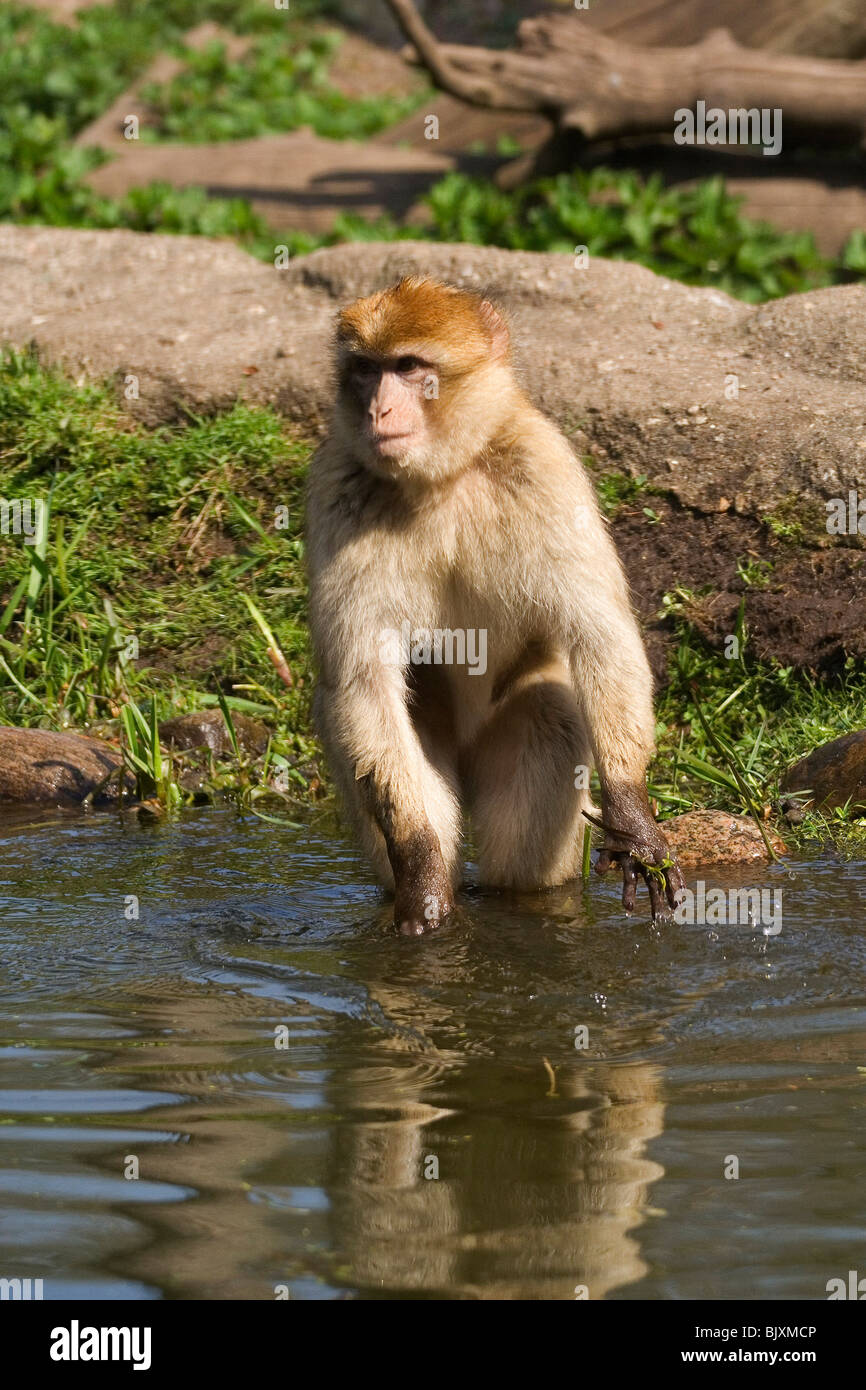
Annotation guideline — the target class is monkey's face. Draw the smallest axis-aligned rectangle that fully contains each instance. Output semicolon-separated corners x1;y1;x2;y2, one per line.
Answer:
333;277;515;485
339;351;439;477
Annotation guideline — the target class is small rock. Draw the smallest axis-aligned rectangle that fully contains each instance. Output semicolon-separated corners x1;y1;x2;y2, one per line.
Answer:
0;727;123;805
781;730;866;815
662;809;786;867
158;709;270;758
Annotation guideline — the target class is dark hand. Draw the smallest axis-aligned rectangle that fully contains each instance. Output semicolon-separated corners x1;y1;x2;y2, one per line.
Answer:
394;878;453;936
391;834;454;936
584;785;685;922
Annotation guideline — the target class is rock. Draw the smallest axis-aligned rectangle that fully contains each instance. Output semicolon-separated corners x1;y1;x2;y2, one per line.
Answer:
158;709;269;757
0;727;123;805
0;228;864;678
781;730;866;815
661;810;786;866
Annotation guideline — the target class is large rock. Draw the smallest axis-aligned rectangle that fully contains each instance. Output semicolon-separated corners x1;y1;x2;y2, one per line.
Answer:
0;228;863;676
662;810;786;866
781;730;866;814
2;228;863;498
0;727;123;805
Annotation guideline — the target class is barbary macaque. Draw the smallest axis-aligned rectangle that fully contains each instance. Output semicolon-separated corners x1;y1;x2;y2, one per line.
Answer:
306;276;684;934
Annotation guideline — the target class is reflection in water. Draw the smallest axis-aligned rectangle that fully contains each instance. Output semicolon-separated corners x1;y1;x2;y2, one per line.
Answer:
0;807;865;1299
329;1054;665;1299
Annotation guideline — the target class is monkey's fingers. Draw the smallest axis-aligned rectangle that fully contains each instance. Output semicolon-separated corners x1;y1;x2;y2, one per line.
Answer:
395;897;453;936
595;848;614;875
644;868;669;922
665;860;687;911
399;919;423;936
620;857;638;913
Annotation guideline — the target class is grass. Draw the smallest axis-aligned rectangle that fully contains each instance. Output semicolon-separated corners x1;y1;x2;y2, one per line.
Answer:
0;349;863;844
262;167;866;304
651;620;866;851
416;168;864;303
0;347;316;811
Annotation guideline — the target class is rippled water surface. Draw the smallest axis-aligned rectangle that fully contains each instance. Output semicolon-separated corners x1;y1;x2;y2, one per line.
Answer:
1;806;865;1300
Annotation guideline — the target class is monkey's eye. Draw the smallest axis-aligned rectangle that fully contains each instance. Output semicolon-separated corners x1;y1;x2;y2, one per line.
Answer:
395;356;421;374
351;356;379;379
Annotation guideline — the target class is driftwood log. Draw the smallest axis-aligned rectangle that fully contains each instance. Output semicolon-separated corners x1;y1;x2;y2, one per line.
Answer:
383;0;866;173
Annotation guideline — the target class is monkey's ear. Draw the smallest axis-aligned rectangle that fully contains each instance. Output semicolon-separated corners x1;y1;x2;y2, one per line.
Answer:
477;299;510;362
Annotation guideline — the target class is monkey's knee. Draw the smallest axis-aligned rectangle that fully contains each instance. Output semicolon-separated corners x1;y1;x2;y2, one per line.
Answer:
467;680;591;889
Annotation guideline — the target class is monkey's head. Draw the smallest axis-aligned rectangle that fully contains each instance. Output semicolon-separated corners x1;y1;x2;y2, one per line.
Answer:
333;276;515;483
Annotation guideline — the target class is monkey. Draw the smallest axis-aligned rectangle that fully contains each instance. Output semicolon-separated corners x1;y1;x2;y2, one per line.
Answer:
306;275;684;935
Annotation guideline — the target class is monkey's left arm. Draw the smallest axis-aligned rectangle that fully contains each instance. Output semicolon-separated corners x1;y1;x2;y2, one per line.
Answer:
563;546;685;921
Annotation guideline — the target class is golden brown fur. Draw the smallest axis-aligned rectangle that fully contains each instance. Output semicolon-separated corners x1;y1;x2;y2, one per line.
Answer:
307;277;682;933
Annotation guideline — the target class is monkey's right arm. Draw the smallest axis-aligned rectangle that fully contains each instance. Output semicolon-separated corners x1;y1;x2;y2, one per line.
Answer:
306;473;459;937
314;662;457;935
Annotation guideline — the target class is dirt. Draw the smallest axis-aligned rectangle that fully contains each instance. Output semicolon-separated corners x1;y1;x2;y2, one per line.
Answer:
74;27;540;237
82;129;454;235
612;499;866;685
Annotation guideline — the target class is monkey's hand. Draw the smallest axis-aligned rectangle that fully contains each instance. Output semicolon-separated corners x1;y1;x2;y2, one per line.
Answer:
393;880;454;936
392;839;454;937
584;791;685;922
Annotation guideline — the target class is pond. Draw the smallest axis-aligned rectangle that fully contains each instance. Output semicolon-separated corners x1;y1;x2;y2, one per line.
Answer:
1;806;864;1300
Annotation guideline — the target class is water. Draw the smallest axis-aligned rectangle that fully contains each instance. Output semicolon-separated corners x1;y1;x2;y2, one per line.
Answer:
1;805;864;1301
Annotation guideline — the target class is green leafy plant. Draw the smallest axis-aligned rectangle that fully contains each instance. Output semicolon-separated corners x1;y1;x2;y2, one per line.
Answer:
419;169;839;302
141;32;425;142
120;696;182;809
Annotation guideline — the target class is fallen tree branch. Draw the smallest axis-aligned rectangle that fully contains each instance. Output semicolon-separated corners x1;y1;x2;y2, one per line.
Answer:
383;1;866;145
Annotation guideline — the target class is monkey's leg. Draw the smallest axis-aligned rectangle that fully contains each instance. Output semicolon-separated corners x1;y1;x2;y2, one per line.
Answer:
313;676;461;934
465;672;592;890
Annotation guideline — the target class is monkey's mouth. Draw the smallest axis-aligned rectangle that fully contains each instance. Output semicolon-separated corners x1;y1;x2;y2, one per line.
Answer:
369;431;417;455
